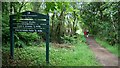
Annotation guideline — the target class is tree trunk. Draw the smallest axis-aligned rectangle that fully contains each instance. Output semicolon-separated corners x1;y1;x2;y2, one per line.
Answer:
51;12;55;41
56;10;64;43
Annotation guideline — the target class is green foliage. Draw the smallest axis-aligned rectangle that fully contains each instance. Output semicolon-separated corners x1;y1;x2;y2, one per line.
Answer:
14;32;41;47
2;2;119;45
2;2;119;66
78;35;86;43
45;2;57;12
61;35;76;44
2;11;10;44
80;2;119;45
61;35;86;45
18;32;40;41
15;40;26;48
2;42;101;66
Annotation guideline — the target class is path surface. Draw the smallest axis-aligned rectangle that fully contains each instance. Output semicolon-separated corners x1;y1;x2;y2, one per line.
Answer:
86;36;119;66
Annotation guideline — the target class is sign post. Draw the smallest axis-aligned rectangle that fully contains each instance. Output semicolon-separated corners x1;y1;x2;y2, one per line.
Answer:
10;15;14;59
46;14;49;64
9;11;50;63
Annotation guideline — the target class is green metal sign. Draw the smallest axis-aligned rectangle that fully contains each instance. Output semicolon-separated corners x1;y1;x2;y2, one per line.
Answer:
10;11;50;63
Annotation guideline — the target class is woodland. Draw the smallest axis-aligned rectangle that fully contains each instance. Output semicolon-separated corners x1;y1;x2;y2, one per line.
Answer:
2;2;119;66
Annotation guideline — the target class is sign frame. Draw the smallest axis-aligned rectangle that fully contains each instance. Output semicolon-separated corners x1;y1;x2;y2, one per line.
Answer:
9;11;50;64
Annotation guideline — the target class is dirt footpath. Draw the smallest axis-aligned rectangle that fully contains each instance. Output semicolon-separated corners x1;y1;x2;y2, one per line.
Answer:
86;36;119;66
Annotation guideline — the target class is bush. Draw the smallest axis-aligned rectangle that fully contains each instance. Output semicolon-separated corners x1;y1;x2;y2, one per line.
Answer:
14;32;41;48
61;35;86;44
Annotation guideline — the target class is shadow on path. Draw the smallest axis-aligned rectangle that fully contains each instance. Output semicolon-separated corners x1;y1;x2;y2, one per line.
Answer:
86;36;118;66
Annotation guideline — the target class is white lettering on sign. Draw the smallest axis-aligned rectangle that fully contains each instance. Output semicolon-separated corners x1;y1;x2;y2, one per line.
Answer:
15;29;43;32
28;12;30;14
37;30;42;32
21;21;36;25
24;25;33;28
29;30;34;32
16;25;41;28
35;25;41;28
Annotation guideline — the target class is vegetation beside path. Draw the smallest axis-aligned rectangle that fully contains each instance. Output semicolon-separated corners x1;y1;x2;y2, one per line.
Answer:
2;2;119;66
2;36;101;66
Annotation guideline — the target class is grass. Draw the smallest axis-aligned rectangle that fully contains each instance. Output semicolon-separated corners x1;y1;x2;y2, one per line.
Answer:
2;40;101;66
95;38;119;58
